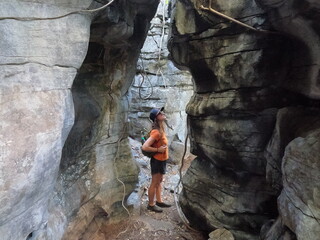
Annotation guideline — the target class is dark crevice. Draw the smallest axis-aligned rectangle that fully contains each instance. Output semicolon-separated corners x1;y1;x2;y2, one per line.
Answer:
26;232;33;240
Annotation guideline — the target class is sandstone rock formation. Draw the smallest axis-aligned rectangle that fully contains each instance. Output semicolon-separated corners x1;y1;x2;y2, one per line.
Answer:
0;1;91;239
1;0;319;239
0;0;159;239
169;0;320;239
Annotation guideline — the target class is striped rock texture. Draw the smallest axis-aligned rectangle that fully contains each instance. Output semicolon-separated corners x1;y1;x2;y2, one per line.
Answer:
169;0;320;239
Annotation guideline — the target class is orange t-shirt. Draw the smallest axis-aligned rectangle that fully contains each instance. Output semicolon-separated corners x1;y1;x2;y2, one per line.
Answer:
150;129;168;161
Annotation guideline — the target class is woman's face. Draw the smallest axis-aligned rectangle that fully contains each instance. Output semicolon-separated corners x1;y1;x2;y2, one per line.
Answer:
156;111;166;121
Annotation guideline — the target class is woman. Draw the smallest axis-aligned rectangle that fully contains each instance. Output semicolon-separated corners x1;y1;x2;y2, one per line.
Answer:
141;107;172;212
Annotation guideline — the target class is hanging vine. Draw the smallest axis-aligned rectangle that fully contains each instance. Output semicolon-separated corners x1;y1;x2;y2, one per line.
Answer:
137;0;168;100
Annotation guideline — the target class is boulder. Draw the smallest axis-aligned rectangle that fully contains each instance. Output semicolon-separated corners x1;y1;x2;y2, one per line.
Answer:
209;228;235;240
278;129;320;239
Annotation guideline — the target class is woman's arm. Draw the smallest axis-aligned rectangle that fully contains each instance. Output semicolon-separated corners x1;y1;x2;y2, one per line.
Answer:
142;137;166;153
141;137;158;152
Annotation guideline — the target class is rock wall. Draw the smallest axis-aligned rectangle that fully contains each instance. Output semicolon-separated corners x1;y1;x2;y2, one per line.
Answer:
169;0;320;239
0;1;91;239
127;0;193;158
0;0;158;239
258;1;320;239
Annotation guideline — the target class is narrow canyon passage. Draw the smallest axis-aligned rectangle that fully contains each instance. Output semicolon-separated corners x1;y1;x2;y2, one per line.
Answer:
1;1;320;240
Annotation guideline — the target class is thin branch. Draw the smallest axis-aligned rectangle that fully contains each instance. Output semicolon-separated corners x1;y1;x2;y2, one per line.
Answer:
200;0;277;35
0;0;116;21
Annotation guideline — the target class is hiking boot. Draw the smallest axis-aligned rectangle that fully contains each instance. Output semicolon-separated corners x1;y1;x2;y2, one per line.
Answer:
156;201;172;208
147;204;163;213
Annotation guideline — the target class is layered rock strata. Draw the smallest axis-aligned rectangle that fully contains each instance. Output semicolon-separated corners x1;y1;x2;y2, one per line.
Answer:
0;1;92;239
169;0;320;239
50;1;160;239
258;2;320;239
0;0;158;239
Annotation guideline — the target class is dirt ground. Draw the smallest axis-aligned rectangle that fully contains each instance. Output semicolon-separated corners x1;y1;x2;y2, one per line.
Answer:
103;139;208;240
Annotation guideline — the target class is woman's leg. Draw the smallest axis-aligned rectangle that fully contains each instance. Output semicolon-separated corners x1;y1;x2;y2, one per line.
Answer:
148;173;162;206
155;174;164;203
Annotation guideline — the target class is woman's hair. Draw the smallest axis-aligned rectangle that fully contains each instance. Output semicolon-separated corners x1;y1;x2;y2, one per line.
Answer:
152;119;165;136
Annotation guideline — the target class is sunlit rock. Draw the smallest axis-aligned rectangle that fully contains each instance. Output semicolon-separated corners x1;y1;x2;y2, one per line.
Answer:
0;0;159;239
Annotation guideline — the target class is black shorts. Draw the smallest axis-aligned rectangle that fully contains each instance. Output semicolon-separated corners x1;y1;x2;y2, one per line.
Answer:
150;157;167;175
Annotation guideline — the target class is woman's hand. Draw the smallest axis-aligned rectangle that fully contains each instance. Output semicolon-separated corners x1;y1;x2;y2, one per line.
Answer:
157;145;167;153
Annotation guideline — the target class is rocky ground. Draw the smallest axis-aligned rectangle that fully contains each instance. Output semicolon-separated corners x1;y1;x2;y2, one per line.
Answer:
103;138;207;240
